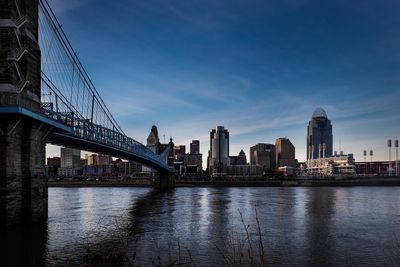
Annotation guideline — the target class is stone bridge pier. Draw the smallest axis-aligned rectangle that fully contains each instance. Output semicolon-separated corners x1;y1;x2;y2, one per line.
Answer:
153;172;175;191
0;0;49;225
0;117;51;225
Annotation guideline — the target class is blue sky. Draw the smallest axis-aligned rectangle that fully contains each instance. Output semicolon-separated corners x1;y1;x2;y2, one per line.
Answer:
46;0;400;163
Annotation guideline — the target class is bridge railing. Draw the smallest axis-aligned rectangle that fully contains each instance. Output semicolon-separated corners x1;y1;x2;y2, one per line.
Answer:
40;84;168;168
36;0;170;170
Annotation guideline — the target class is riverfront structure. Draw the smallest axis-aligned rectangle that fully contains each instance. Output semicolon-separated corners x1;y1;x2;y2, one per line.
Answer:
306;107;333;160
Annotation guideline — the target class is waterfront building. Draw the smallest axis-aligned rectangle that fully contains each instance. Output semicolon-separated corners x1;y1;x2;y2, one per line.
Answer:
46;157;61;177
190;140;200;154
250;143;276;172
83;165;118;177
117;161;143;176
86;154;112;166
307;107;333;160
58;147;82;177
208;126;230;175
306;153;355;176
61;147;81;168
178;154;203;177
226;165;263;177
275;138;297;168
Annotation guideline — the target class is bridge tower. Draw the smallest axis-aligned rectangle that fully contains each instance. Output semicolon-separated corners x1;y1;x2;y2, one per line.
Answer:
0;0;50;225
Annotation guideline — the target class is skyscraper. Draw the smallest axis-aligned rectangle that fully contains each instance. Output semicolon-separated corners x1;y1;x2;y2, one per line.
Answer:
190;140;200;154
147;125;160;153
208;126;229;174
307;107;333;160
250;143;276;171
60;148;81;168
275;138;297;168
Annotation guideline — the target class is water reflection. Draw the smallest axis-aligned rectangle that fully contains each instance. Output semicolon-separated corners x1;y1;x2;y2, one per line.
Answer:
305;187;335;266
1;187;400;266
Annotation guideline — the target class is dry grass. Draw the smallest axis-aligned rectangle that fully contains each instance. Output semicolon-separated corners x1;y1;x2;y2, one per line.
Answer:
216;206;269;267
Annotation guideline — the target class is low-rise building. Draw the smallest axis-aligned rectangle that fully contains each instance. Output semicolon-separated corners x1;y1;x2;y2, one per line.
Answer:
47;157;61;177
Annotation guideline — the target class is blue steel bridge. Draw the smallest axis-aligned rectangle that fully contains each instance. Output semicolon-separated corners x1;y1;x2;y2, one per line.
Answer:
1;0;170;172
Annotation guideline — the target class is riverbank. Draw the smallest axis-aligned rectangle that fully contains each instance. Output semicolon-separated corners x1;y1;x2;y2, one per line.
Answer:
48;176;400;187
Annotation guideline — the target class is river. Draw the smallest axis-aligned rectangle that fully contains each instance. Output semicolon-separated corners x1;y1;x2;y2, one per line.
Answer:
2;186;400;266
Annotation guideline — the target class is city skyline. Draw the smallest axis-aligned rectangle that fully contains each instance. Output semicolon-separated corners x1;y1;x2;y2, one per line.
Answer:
45;0;400;163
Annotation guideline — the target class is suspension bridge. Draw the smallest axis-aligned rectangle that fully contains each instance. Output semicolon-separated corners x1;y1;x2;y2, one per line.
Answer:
0;0;173;226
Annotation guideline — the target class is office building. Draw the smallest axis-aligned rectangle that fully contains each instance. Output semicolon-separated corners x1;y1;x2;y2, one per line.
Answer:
118;161;143;176
230;150;247;165
61;147;81;168
307;107;333;160
250;143;276;171
275;138;297;168
178;154;203;177
58;147;82;177
190;140;200;154
174;145;186;161
208;126;230;174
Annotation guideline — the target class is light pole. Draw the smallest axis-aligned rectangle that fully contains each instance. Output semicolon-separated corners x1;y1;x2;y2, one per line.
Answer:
363;150;367;175
388;139;392;176
395;140;399;177
370;150;373;175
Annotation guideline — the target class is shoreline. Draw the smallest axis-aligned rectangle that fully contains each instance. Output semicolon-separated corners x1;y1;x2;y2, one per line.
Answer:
48;176;400;188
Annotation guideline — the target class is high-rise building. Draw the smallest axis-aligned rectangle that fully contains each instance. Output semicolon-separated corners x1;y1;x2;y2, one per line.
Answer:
250;143;276;171
190;140;200;154
59;147;82;177
208;126;230;174
60;148;81;168
147;125;160;153
307;107;333;160
275;138;297;168
174;145;186;161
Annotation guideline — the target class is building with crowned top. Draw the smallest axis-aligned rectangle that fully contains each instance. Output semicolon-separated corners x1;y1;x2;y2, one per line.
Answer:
147;125;160;153
307;107;333;160
143;125;175;173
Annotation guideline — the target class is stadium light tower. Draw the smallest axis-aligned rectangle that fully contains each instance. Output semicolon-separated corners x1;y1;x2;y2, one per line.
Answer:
395;140;399;176
388;139;392;176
